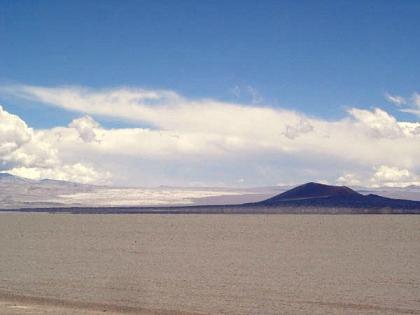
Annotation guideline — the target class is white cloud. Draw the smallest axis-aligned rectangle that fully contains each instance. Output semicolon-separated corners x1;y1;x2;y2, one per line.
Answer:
401;93;420;117
370;165;420;187
385;93;406;106
372;165;409;182
336;173;362;186
383;91;420;118
348;108;404;138
1;85;419;186
8;164;108;184
69;115;101;143
337;166;420;188
0;105;31;158
0;105;108;184
283;119;314;139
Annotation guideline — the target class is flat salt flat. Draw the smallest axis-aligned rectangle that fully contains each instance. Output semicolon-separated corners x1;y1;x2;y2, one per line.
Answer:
0;213;419;315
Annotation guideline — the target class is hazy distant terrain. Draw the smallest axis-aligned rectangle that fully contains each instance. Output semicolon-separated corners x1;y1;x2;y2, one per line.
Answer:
0;173;281;209
358;186;420;202
1;173;420;210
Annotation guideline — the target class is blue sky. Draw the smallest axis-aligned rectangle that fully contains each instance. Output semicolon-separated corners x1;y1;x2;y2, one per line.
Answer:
1;0;419;126
0;1;419;186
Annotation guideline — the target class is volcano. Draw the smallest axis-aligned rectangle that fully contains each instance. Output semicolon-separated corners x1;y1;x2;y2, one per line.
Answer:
250;182;420;210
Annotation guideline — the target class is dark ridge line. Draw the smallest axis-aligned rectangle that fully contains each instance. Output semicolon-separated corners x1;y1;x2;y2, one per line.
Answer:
1;205;420;215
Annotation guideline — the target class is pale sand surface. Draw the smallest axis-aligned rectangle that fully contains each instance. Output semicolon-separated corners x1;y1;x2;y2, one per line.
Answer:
0;213;419;315
0;290;202;315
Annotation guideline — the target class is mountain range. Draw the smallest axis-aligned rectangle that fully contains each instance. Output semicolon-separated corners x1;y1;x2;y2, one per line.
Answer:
0;173;278;209
1;173;420;213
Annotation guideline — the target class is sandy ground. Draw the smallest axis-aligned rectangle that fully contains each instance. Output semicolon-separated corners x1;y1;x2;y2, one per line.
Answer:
1;290;419;315
1;213;420;315
0;291;205;315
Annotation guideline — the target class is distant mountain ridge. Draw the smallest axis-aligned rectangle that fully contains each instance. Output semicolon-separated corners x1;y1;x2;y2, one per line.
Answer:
0;173;97;209
0;172;91;187
251;182;420;210
0;173;280;209
1;174;420;212
0;172;34;183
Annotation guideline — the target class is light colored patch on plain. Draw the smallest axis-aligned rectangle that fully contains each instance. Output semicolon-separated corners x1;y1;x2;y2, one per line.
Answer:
8;304;32;309
57;187;246;206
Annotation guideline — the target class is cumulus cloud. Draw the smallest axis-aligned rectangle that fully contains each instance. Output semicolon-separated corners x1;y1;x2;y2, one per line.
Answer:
69;115;101;143
369;165;420;187
348;108;406;138
1;85;419;186
371;165;410;182
336;173;362;187
0;105;107;184
0;105;31;158
337;165;420;188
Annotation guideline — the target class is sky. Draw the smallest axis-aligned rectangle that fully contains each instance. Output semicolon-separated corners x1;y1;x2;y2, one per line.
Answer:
0;0;419;187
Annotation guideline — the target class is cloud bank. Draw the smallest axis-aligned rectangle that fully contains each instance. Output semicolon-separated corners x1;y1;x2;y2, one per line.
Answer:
0;105;107;184
1;85;419;187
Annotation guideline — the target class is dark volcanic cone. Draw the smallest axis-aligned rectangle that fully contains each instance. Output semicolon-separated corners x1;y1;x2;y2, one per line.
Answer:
251;182;420;210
